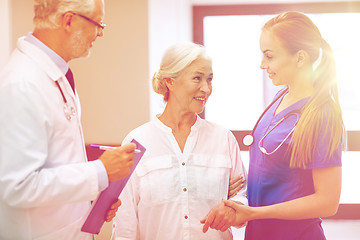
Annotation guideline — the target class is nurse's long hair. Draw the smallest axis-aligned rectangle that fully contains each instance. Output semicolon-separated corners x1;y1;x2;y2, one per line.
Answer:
263;11;345;169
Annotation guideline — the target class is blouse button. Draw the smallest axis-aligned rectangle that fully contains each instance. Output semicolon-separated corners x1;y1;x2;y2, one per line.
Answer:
182;162;185;166
183;188;187;192
184;215;188;219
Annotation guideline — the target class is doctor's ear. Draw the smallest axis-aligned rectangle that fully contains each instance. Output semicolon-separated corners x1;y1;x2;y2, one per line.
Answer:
61;12;75;32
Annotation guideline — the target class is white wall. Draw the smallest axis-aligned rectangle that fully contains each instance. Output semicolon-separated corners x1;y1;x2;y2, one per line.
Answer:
148;0;192;117
0;0;10;70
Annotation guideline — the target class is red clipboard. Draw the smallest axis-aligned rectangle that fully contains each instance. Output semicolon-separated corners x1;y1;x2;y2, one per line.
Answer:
81;139;146;234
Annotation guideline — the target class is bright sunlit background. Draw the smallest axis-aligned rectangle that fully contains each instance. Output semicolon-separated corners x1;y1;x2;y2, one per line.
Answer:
203;13;360;204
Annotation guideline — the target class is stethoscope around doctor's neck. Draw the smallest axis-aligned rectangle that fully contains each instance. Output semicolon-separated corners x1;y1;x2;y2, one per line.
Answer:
243;88;301;155
55;80;76;120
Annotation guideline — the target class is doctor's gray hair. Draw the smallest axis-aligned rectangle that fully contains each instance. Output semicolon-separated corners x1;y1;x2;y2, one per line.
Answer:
34;0;96;29
152;42;211;102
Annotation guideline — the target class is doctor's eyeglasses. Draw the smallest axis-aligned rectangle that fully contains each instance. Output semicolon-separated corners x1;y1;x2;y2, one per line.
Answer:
71;12;106;34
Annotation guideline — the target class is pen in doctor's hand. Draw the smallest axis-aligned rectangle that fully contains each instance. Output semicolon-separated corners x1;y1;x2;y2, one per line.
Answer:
89;144;141;153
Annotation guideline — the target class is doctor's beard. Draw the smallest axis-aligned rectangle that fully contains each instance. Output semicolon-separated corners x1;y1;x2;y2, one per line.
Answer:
69;29;92;60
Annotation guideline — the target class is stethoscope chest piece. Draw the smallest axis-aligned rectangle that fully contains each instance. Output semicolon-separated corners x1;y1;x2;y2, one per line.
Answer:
56;80;76;121
241;88;300;154
243;134;254;146
64;103;76;120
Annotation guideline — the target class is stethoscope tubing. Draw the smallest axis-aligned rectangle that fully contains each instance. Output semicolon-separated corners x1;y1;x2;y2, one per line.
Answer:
257;112;299;155
243;88;288;147
55;80;67;104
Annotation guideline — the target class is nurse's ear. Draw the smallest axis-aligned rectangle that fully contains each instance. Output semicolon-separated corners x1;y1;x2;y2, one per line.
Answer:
296;50;310;68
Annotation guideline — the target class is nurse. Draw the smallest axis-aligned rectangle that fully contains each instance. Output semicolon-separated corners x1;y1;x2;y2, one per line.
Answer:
201;11;344;240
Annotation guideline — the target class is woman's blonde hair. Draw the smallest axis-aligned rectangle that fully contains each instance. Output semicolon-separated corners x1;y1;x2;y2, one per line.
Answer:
152;42;210;101
263;11;345;168
33;0;95;29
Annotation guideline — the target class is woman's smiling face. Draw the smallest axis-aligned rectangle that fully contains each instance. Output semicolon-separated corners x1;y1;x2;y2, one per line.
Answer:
259;30;299;86
169;57;213;114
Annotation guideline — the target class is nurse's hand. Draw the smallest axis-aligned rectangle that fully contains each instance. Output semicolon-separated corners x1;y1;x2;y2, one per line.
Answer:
105;199;122;222
100;143;136;182
200;200;248;233
222;199;251;226
228;176;245;199
200;201;236;233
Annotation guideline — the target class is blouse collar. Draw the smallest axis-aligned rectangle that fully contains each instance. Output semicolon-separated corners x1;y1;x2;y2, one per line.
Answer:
154;114;202;134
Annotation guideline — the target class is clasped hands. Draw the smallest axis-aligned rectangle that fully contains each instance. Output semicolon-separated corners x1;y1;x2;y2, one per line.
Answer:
200;175;248;233
200;199;249;233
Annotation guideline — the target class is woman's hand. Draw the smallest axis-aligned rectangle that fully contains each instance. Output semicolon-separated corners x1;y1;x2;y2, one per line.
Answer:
222;199;252;225
200;200;248;233
228;176;245;199
105;199;122;222
200;201;236;233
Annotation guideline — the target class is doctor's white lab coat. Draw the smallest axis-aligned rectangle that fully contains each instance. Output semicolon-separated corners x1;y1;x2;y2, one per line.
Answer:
0;37;99;239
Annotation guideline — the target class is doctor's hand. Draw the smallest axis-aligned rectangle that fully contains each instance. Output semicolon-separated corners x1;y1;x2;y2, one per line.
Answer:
100;143;136;182
228;176;246;199
105;199;122;222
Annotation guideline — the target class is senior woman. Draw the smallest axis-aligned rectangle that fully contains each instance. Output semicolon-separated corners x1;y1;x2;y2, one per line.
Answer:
113;42;247;240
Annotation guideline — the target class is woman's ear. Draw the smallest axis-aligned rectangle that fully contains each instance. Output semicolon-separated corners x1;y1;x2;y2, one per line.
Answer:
164;77;174;90
296;50;310;68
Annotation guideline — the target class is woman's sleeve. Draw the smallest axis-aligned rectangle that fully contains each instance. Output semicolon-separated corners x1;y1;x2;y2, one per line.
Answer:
228;131;248;205
113;134;140;240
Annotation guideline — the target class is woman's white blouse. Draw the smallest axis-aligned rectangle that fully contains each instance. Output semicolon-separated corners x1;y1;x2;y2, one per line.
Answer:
114;116;247;240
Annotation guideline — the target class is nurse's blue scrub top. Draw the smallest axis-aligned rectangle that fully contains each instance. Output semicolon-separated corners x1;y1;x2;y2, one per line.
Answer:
246;89;342;240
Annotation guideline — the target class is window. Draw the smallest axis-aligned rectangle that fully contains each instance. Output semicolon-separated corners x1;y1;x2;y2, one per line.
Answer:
203;12;360;132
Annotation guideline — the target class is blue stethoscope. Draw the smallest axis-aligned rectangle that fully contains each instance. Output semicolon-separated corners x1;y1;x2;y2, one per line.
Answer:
55;80;76;120
243;88;300;155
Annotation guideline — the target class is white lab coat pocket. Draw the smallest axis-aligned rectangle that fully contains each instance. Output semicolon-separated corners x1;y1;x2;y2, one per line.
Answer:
187;154;231;201
136;156;180;204
34;217;92;240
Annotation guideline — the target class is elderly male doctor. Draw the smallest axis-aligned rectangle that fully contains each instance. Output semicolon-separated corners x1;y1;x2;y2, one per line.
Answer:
0;0;136;239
